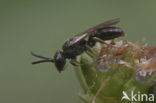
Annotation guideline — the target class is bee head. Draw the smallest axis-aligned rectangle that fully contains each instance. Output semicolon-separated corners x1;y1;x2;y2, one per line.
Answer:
54;51;66;73
31;51;66;73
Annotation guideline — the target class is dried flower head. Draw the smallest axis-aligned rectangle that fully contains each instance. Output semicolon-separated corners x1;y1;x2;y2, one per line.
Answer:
93;40;156;84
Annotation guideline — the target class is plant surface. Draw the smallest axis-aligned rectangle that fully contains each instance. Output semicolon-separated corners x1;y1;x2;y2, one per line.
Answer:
75;40;156;103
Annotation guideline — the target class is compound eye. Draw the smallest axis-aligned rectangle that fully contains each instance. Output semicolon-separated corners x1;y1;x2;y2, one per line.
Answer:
54;51;66;72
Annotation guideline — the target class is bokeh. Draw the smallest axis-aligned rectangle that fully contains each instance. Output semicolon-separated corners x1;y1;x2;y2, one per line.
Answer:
0;1;155;103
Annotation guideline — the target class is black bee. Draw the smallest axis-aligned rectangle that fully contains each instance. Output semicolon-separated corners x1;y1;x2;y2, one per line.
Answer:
31;18;125;73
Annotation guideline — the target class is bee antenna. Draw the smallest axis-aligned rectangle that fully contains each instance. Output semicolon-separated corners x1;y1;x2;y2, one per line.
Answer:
31;51;55;64
32;59;54;64
31;51;51;59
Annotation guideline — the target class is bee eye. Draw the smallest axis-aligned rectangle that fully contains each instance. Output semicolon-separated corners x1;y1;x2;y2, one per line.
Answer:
54;51;66;72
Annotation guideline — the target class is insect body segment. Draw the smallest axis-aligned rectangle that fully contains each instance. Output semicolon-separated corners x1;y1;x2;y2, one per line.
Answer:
31;18;126;73
87;27;125;47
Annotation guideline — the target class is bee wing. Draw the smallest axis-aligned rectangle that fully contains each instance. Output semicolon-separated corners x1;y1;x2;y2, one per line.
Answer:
69;32;89;46
83;18;120;34
69;18;120;45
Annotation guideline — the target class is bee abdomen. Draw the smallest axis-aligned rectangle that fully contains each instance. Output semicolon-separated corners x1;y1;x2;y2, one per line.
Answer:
97;27;125;40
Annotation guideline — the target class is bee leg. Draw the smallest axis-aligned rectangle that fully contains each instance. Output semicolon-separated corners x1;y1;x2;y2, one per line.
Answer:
85;44;99;58
86;45;94;53
70;58;81;66
92;37;106;44
92;37;115;47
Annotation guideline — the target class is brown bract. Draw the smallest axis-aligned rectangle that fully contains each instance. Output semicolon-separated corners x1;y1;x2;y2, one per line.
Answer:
138;46;156;72
96;40;156;72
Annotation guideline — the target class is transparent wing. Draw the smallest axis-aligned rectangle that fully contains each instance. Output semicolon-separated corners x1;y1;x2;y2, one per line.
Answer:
69;18;120;45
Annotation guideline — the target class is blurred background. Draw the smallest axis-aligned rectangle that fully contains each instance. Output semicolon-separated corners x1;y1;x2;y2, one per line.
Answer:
0;0;156;103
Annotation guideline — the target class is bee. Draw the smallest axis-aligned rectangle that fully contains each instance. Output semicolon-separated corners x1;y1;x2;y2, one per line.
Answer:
31;18;125;73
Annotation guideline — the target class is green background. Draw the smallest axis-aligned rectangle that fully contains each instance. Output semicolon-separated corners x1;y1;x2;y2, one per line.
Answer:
0;1;155;103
